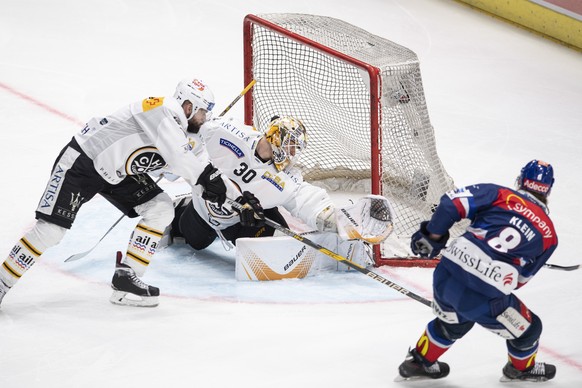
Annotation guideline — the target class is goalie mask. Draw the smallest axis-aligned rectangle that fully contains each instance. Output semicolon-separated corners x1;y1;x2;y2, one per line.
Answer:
174;79;215;120
265;116;307;171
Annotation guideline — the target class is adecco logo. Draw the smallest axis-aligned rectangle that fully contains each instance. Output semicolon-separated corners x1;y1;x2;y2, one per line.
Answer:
522;178;550;194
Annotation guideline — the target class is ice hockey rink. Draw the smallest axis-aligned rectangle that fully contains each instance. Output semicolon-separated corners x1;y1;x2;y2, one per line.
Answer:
1;0;581;387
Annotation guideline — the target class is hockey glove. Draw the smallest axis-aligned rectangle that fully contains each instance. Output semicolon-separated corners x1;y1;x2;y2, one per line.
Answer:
196;163;227;206
410;221;449;258
234;191;265;227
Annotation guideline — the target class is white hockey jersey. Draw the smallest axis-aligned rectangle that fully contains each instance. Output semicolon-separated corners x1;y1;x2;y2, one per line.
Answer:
190;117;333;230
74;96;208;193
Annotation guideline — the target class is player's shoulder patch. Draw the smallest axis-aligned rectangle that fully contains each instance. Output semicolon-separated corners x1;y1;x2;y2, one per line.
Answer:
142;97;165;112
219;138;245;158
445;186;473;199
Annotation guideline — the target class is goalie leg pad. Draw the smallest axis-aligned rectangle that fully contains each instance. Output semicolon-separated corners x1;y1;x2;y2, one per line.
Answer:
235;236;317;280
307;231;373;269
235;232;373;281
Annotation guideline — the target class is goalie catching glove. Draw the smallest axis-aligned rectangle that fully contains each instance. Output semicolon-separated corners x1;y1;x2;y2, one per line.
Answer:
410;221;449;258
233;191;265;227
317;195;395;244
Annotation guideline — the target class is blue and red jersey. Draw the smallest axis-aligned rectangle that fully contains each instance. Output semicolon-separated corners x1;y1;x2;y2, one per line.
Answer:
427;183;558;289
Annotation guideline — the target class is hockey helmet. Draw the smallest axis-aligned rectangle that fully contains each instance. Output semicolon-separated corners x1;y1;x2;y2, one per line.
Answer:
265;116;307;171
174;79;215;120
516;159;554;197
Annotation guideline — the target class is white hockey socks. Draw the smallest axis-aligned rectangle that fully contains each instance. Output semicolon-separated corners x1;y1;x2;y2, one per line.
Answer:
1;219;66;288
124;192;174;276
123;223;164;277
1;237;41;288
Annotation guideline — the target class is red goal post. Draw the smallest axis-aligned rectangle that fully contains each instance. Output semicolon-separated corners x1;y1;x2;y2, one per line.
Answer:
243;14;460;268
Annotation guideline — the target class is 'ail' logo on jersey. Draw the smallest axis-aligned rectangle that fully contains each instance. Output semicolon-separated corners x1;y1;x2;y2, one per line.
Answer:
9;243;36;273
125;147;167;175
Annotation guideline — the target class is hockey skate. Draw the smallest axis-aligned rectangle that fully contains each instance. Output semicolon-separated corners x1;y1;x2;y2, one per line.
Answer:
396;348;450;381
110;251;160;307
500;362;556;382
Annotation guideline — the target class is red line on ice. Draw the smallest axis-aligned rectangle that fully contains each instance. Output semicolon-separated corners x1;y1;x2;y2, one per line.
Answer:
0;81;84;126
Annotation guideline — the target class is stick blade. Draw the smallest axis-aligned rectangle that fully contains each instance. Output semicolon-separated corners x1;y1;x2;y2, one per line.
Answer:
64;250;91;263
545;263;580;271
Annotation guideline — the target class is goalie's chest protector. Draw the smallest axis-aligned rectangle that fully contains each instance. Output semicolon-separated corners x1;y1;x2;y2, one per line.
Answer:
204;119;301;209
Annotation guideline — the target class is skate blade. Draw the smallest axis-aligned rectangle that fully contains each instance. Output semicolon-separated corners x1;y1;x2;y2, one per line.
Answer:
499;375;549;383
110;290;159;307
394;374;433;382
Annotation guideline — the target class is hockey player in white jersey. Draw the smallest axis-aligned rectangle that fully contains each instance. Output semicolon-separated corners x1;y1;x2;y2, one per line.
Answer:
0;78;241;308
167;115;395;269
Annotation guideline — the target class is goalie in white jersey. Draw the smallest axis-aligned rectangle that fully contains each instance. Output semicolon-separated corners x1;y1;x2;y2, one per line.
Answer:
167;115;395;270
0;78;241;308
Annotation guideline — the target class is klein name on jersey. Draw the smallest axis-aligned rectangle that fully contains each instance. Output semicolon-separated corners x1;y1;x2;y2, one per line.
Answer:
506;200;553;239
508;216;536;242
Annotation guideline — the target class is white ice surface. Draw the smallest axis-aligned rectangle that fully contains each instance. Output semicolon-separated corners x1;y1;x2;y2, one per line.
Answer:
1;1;581;387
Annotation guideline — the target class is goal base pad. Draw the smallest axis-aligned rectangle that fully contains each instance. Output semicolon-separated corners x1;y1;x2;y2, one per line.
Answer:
375;257;439;268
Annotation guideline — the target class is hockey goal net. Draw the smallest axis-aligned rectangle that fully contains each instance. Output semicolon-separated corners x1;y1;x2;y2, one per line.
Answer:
243;13;459;267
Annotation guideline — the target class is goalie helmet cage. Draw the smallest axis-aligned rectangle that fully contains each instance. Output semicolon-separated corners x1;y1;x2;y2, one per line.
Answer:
243;13;459;268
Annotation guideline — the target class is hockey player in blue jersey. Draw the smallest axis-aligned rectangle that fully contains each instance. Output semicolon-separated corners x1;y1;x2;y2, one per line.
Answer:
398;160;558;382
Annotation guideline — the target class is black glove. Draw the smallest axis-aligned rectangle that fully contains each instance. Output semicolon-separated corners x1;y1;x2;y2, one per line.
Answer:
410;221;449;258
196;163;227;206
234;191;265;227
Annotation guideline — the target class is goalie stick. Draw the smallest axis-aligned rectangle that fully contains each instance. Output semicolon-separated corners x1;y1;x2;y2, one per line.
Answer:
227;199;433;307
65;80;257;263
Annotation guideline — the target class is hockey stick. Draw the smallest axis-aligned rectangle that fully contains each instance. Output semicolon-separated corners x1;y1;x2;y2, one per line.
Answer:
65;80;258;263
64;176;164;262
544;263;580;271
217;79;256;117
64;212;126;262
227;199;433;307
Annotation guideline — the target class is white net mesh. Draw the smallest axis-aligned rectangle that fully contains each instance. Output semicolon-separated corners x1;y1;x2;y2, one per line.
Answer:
246;14;460;262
